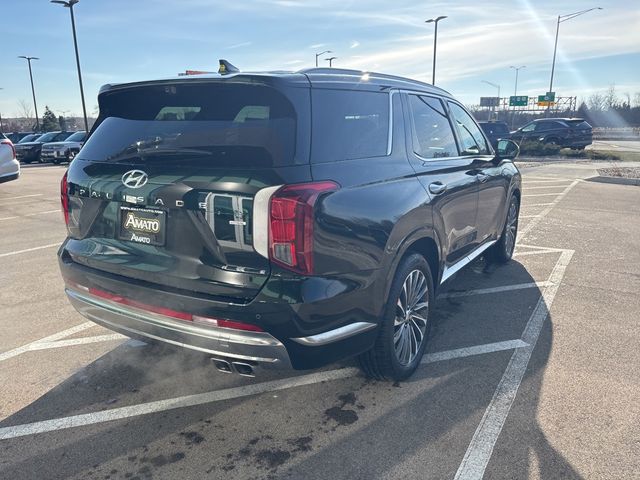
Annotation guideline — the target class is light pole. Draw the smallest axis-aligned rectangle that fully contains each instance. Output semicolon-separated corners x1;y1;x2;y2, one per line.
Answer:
510;65;526;96
51;0;89;133
425;15;447;86
549;7;602;94
18;56;40;132
326;56;337;68
315;50;332;67
482;80;501;120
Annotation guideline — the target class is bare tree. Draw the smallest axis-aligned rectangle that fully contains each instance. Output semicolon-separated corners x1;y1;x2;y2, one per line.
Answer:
633;92;640;109
604;84;618;110
17;99;33;119
588;93;606;111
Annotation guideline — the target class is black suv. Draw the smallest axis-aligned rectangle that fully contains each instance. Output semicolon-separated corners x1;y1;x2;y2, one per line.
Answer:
478;121;511;149
510;118;592;149
58;65;521;380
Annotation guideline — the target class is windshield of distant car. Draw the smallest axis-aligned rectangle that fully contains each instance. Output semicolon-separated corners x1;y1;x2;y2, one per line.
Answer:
34;132;62;143
65;131;86;142
18;134;39;143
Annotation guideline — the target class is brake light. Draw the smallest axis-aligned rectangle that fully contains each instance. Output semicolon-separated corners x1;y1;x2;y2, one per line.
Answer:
1;139;16;159
268;181;339;275
60;171;69;226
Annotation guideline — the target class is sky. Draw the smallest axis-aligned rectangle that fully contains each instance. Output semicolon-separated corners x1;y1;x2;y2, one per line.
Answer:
1;0;639;119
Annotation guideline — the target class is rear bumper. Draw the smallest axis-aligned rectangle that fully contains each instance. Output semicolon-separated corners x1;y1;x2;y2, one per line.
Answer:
66;287;294;368
41;150;66;160
16;150;39;162
0;159;20;182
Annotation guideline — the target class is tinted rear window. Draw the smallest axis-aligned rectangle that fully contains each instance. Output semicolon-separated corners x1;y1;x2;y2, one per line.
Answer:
481;123;509;135
80;83;299;167
566;120;591;129
311;89;389;163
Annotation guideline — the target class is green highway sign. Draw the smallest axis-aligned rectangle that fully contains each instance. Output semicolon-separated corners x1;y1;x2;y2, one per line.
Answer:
509;95;528;106
538;92;556;103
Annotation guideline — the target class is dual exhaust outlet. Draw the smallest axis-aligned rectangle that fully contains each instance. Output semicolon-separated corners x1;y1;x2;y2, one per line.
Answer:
211;357;257;377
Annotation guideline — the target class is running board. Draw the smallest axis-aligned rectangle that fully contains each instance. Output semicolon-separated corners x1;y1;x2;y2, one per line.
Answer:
440;240;497;285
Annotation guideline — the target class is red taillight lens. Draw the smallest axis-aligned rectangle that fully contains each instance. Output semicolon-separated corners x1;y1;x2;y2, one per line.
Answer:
268;181;339;275
1;140;16;159
60;171;69;226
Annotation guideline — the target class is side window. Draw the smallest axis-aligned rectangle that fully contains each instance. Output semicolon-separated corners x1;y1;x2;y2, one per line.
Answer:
311;89;389;163
447;102;489;155
521;122;535;132
408;94;458;158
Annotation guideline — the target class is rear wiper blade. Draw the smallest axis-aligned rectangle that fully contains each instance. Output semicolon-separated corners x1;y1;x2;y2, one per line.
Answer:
107;147;212;162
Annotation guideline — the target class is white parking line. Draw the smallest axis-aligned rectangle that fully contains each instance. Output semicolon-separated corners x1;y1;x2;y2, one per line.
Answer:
438;282;550;299
519;180;579;238
454;249;574;480
524;185;570;190
0;338;530;440
0;322;94;362
0;243;60;258
522;192;565;197
0;210;59;221
29;334;126;351
0;194;43;202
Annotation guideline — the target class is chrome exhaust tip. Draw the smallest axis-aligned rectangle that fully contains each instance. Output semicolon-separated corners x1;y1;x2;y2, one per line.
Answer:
232;362;255;377
211;358;233;374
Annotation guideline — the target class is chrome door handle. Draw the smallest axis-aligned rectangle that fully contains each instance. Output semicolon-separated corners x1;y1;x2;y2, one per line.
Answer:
429;182;447;195
477;173;489;183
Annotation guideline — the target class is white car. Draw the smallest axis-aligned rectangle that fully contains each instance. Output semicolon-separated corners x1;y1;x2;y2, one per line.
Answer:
40;131;87;164
0;132;20;183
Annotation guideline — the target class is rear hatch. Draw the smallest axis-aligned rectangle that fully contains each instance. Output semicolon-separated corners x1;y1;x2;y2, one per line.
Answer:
566;119;592;143
63;76;311;303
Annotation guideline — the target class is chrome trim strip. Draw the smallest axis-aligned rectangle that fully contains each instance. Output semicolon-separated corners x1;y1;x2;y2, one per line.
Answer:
291;322;377;346
440;240;497;285
253;185;282;259
65;288;293;368
386;90;398;155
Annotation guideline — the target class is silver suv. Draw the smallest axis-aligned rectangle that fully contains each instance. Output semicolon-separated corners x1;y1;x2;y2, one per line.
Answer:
41;131;86;164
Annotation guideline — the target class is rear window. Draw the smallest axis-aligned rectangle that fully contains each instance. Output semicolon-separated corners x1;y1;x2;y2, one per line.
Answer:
481;123;509;136
80;83;299;167
311;89;389;163
565;120;591;129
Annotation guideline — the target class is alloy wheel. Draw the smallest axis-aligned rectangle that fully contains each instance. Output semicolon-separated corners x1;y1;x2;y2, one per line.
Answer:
504;200;518;256
394;269;429;366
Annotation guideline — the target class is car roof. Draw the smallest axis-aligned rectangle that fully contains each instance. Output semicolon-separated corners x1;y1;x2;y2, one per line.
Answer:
98;67;453;98
533;117;585;122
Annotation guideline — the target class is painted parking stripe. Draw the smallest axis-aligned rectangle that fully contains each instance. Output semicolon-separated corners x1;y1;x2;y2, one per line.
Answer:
454;249;574;480
438;282;550;299
0;322;94;362
522;192;566;197
519;180;579;238
29;334;126;351
0;339;530;440
520;202;553;207
0;243;60;258
0;194;43;202
0;210;59;221
523;185;570;190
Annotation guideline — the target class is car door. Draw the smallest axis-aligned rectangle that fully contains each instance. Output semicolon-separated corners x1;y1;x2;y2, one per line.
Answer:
402;92;479;266
446;101;505;246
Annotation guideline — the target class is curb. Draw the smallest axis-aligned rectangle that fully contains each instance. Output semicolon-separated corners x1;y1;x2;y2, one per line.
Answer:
586;176;640;186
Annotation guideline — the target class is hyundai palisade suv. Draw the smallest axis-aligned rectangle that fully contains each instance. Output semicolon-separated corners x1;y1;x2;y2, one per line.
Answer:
41;131;86;164
58;64;521;380
15;131;73;163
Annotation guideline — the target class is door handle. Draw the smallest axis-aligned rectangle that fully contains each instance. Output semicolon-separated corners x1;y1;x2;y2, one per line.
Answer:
477;173;489;183
429;182;447;195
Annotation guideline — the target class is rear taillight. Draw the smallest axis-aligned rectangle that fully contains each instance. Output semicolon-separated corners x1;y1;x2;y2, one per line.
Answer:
60;171;69;226
1;140;16;159
268;181;339;275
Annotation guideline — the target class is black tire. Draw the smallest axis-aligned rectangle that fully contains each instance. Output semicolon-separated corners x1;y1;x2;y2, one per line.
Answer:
53;158;61;165
359;253;434;381
545;137;559;145
488;195;519;264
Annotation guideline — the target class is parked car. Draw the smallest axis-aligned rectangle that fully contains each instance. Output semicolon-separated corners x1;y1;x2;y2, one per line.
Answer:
16;133;40;144
4;132;34;144
41;131;86;164
15;131;73;163
0;132;20;183
510;118;593;149
59;64;521;381
478;121;511;149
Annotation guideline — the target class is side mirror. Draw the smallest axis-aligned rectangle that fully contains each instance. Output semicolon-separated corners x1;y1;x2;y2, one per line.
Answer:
496;139;520;160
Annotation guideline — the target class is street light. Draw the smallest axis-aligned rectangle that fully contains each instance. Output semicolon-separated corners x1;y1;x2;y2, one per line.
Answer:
425;15;447;86
548;7;602;94
325;56;337;68
315;50;332;67
18;56;40;132
510;65;526;96
51;0;89;133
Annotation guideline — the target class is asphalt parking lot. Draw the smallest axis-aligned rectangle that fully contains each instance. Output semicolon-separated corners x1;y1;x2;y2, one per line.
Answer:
1;161;638;479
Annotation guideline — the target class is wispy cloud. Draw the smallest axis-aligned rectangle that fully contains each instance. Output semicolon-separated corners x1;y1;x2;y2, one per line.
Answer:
350;41;360;49
309;43;326;49
226;41;252;50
